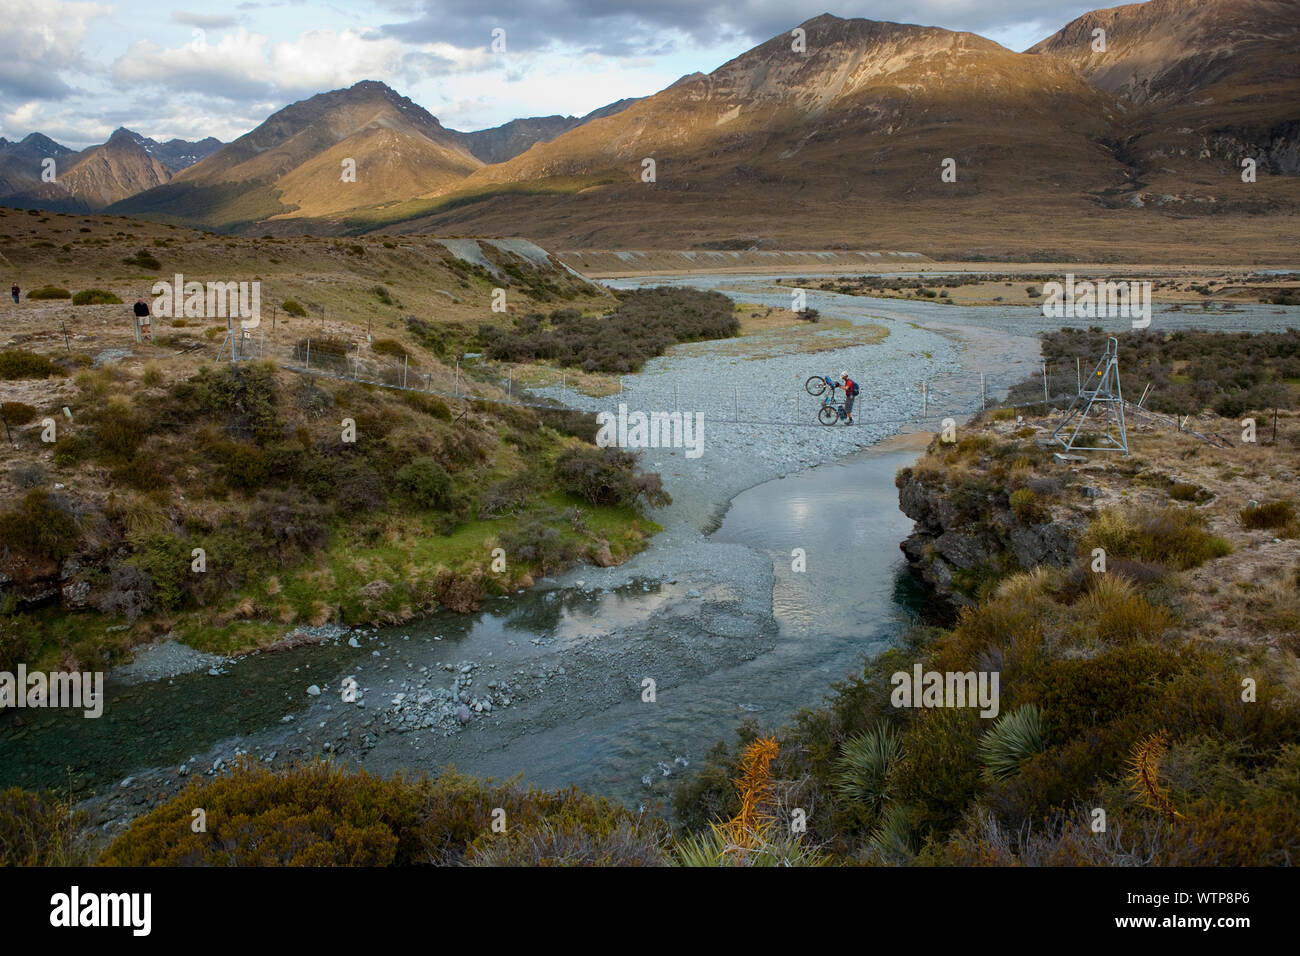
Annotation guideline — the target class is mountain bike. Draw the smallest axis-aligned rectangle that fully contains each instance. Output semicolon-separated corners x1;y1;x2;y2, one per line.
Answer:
805;374;838;396
817;389;848;425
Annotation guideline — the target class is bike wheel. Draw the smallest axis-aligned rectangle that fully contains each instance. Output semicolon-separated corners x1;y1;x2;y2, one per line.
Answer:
805;375;827;397
817;405;839;426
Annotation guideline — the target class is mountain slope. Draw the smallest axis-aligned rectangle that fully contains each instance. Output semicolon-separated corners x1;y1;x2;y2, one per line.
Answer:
1030;0;1300;209
109;80;482;227
454;98;641;165
351;14;1126;248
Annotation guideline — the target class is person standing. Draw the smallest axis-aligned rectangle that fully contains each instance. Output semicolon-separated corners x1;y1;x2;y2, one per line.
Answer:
10;282;18;304
133;296;152;341
840;370;858;424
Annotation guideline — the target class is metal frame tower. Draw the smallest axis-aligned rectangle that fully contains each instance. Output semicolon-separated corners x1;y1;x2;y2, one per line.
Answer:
1050;336;1128;454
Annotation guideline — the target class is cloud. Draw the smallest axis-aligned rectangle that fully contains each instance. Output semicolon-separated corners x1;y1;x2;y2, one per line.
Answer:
172;11;242;29
0;0;111;100
380;0;1096;55
110;24;499;103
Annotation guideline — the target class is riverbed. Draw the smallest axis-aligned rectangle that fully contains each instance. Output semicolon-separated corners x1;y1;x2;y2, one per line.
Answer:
4;275;1047;828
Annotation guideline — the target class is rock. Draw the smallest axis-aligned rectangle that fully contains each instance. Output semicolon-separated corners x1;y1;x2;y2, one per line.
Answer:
348;637;361;648
457;704;472;725
306;684;321;696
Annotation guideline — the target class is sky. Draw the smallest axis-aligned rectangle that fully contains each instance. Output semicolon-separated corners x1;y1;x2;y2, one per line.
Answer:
0;0;1100;149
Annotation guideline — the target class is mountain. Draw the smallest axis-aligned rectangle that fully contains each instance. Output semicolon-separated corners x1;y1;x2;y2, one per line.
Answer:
120;130;223;171
0;128;222;211
355;14;1126;249
0;133;76;198
454;98;641;165
1030;0;1300;181
108;80;482;228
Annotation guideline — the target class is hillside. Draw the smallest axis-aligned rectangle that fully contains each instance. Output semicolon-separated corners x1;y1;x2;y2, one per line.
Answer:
1029;0;1300;210
108;81;483;228
452;98;641;165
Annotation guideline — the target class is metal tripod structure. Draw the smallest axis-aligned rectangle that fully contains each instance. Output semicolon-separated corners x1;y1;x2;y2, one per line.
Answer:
217;318;262;363
1050;336;1129;454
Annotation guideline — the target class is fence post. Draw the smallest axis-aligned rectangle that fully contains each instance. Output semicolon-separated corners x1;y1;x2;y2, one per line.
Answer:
354;345;360;380
1042;362;1049;412
306;338;311;370
507;372;512;403
980;372;986;410
402;354;408;389
455;360;460;397
1076;357;1081;395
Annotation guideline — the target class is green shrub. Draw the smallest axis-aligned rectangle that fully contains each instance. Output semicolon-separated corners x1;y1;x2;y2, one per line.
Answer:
281;299;307;317
0;349;62;380
498;519;576;574
371;338;408;360
26;286;71;300
1009;487;1048;523
395;457;454;510
0;489;79;561
72;288;122;305
835;724;901;813
122;249;161;270
127;532;191;610
978;705;1045;781
554;446;670;509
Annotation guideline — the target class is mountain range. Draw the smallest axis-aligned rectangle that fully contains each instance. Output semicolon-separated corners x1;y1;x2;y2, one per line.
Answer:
2;0;1296;259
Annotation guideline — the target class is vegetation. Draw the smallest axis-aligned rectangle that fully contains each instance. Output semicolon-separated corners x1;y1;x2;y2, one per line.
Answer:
26;285;71;300
96;761;667;866
71;288;123;305
476;287;738;373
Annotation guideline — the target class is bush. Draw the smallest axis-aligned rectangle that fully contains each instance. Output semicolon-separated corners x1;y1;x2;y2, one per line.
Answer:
122;249;161;270
499;519;577;573
1009;487;1048;523
371;338;408;360
395;457;454;510
72;288;122;305
281;299;307;317
26;286;71;300
1082;506;1231;570
1240;500;1294;531
0;349;62;380
554;446;670;509
0;402;37;426
0;489;79;561
0;788;94;866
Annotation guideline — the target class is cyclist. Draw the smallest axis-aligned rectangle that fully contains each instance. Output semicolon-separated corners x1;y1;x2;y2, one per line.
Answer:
840;371;858;424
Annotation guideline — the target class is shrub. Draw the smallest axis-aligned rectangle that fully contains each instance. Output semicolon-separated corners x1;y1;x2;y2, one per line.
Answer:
1009;487;1048;523
126;532;191;611
554;446;670;509
0;349;62;380
979;705;1045;781
371;338;408;360
122;249;161;270
281;299;307;317
395;457;454;511
1240;500;1293;531
1077;574;1174;643
72;288;122;305
0;788;94;866
1082;506;1231;570
498;519;576;574
834;724;901;813
9;461;46;488
0;489;79;561
0;402;37;426
26;286;71;300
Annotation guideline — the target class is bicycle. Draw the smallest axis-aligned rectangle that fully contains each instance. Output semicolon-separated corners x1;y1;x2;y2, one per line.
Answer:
817;388;848;425
805;374;838;397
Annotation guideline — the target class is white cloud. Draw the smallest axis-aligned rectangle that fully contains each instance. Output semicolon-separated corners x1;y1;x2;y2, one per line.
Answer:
0;0;112;99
